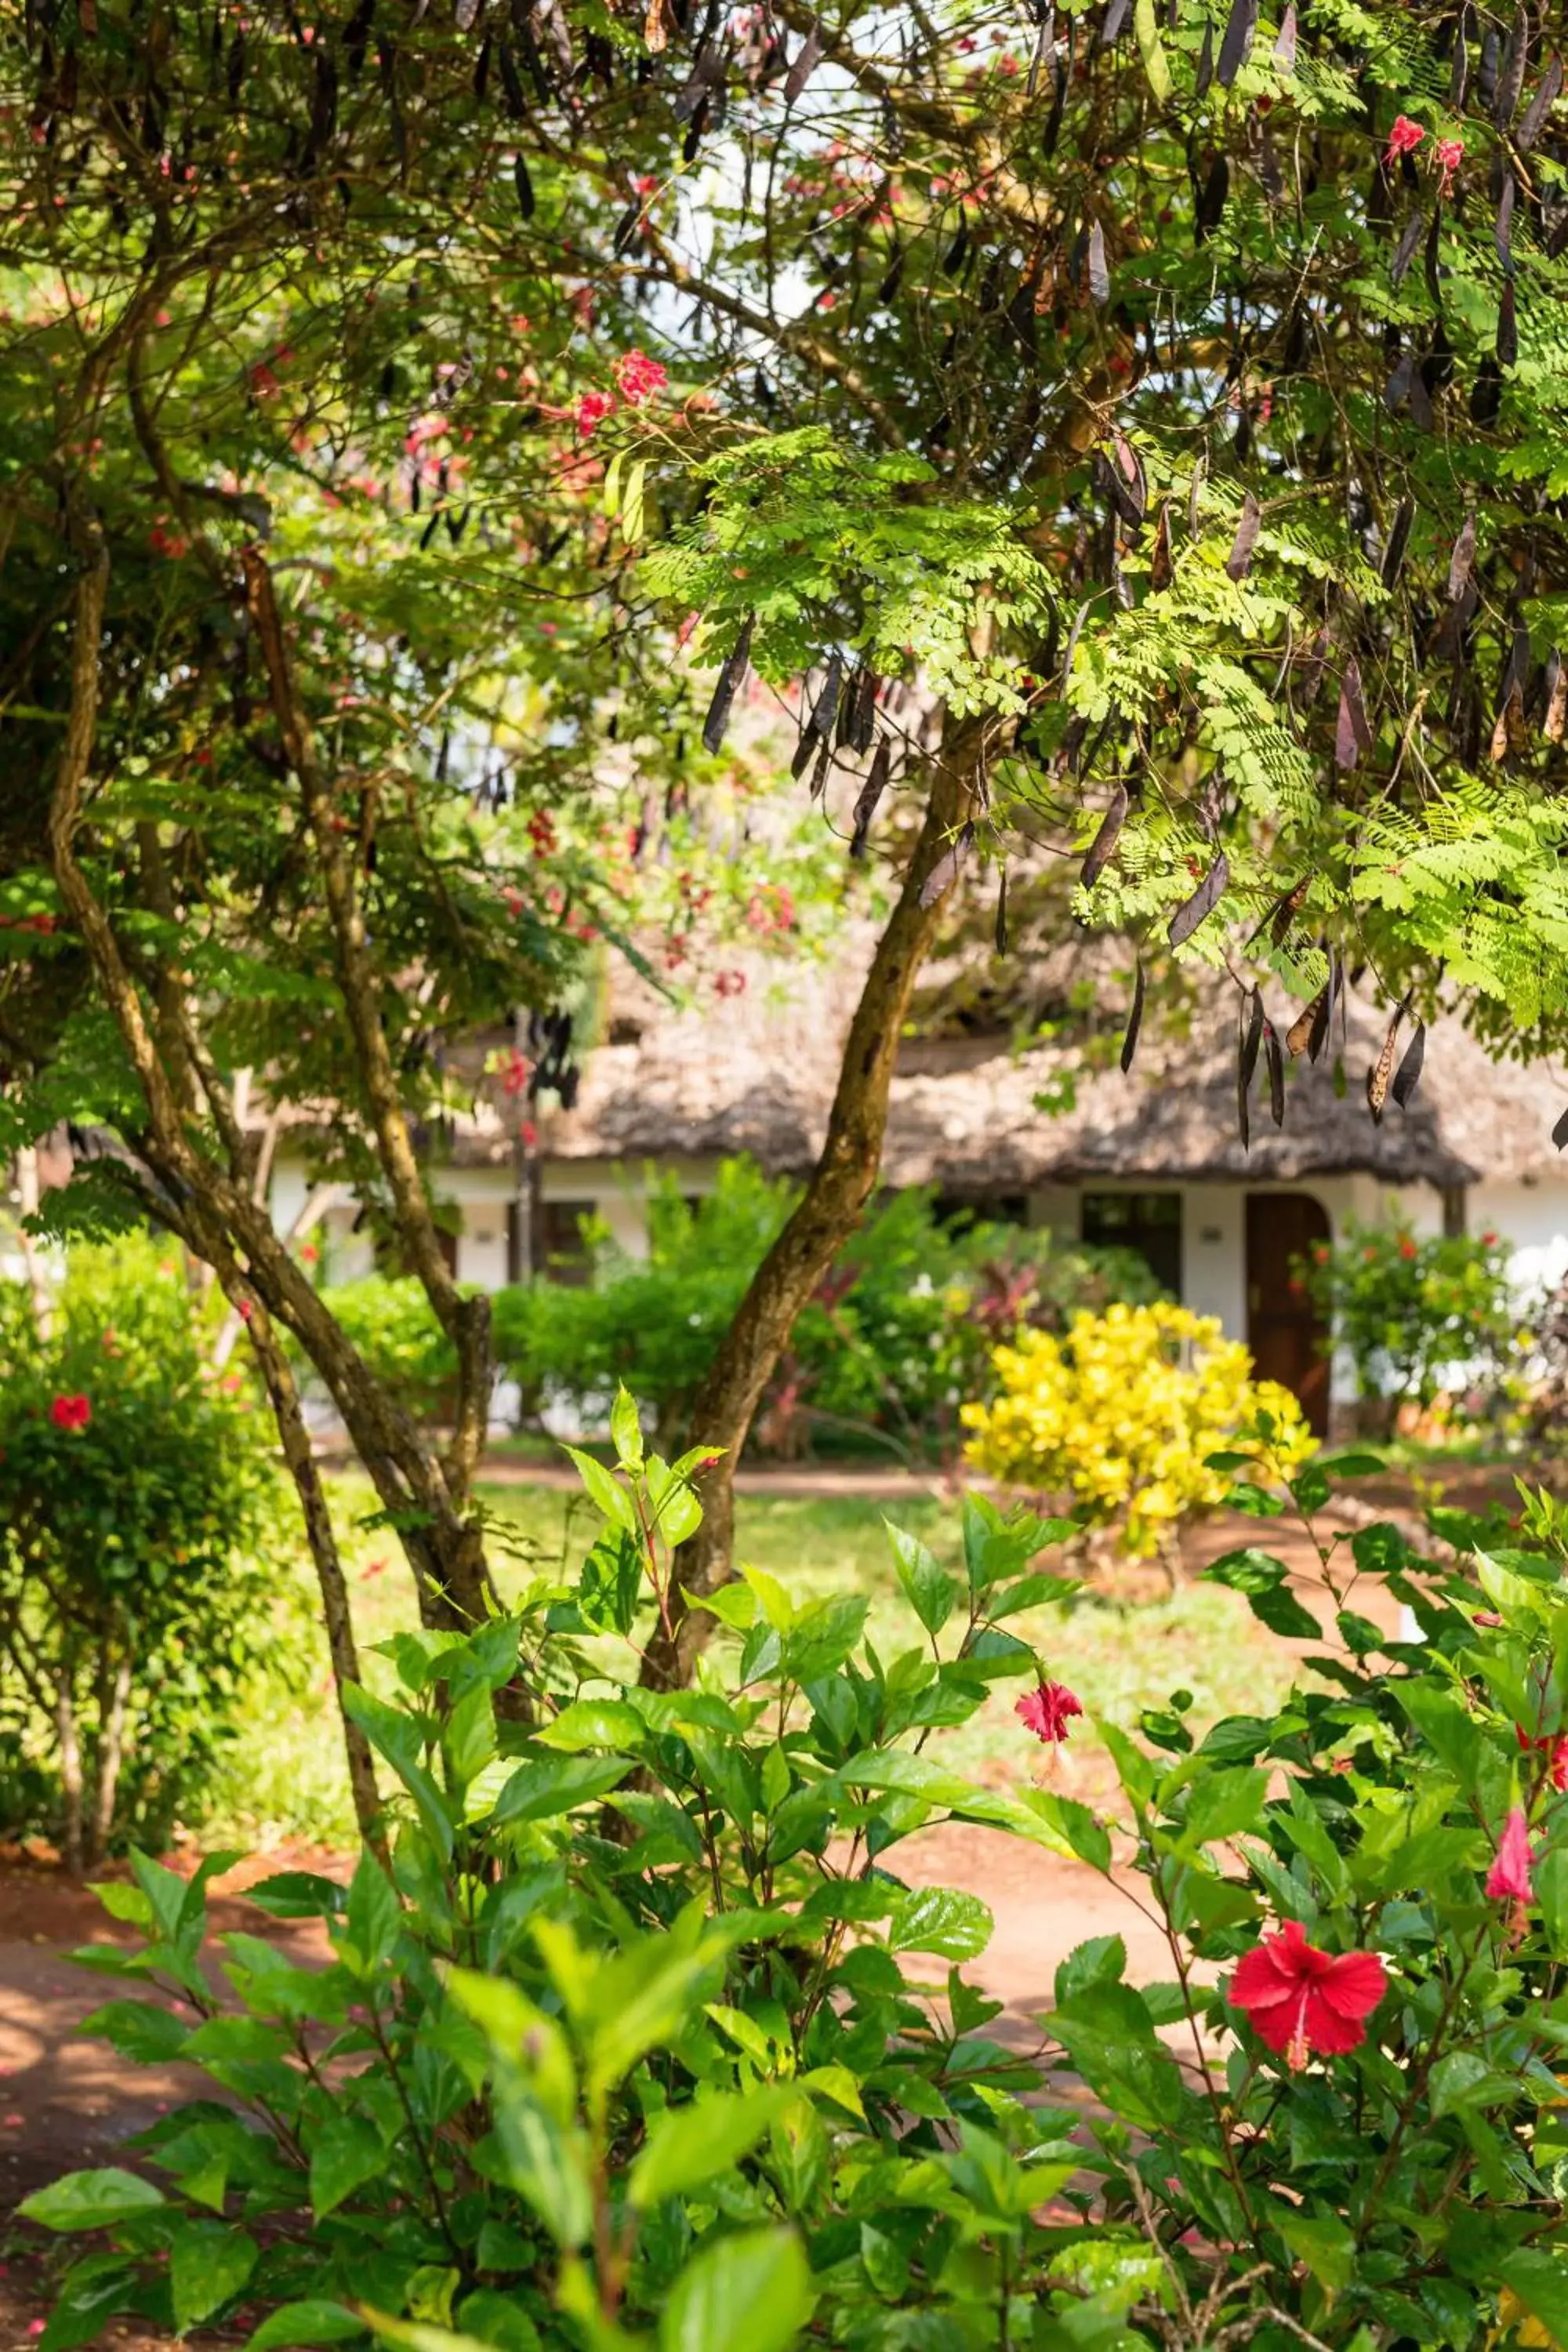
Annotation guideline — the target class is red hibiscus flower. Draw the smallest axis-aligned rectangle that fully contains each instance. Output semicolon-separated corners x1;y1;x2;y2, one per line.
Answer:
1516;1725;1568;1792
1229;1919;1386;2071
1486;1806;1535;1903
1016;1680;1083;1745
1385;114;1425;165
613;348;668;405
49;1394;92;1432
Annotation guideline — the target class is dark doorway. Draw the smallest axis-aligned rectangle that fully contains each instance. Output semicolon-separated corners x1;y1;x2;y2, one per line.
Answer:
1081;1190;1182;1298
1245;1192;1331;1436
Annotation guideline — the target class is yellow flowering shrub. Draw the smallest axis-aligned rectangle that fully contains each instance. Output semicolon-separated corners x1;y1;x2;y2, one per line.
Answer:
960;1299;1316;1558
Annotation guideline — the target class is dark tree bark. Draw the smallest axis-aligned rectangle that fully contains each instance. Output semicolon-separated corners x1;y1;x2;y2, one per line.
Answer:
640;723;982;1690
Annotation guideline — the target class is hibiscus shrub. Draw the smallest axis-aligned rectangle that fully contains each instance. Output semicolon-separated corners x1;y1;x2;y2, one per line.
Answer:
24;1410;1568;2350
1299;1216;1517;1425
0;1240;275;1869
961;1298;1315;1560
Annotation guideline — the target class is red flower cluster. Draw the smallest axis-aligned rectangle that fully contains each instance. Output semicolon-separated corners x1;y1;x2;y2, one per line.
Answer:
614;348;668;405
1017;1680;1083;1744
1229;1920;1386;2071
1436;136;1465;191
1516;1724;1568;1792
499;1049;533;1098
575;390;615;435
49;1394;92;1432
1385;114;1425;164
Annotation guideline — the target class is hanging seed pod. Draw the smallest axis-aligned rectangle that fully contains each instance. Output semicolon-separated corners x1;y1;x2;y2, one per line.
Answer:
1544;648;1567;741
1101;0;1130;41
1472;358;1504;425
1448;514;1477;600
1495;172;1515;270
1479;22;1501;105
1381;493;1414;586
1081;782;1130;889
498;36;525;111
514;152;535;218
1273;2;1295;67
1062;597;1094;692
1121;956;1145;1073
1225;492;1261;581
1265;1020;1285;1124
1261;874;1310;945
1195;14;1214;90
1111;427;1147;524
1168;850;1229;946
613;198;644;255
1451;1;1475;104
850;666;879;753
1553;1103;1568;1151
1366;1002;1404;1121
920;821;974;908
808;736;833;801
1390;210;1424;287
1087;220;1110;303
1149;503;1173;590
1216;0;1257;83
1195;155;1229;241
1237;986;1264;1151
702;612;753;754
783;19;822;100
1391;1019;1425;1107
849;741;891;858
1519;53;1563;149
1335;659;1373;769
1494;2;1528;124
1497;281;1518;368
1287;985;1327;1058
994;869;1009;954
1188;453;1207;537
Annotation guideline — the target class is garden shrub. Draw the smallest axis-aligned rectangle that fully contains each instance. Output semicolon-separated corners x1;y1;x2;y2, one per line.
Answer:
1298;1217;1517;1426
960;1298;1314;1558
0;1239;276;1868
312;1275;459;1423
492;1157;1158;1455
28;1403;1568;2352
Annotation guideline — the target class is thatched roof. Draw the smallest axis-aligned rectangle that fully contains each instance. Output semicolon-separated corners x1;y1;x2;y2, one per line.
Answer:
442;948;1568;1195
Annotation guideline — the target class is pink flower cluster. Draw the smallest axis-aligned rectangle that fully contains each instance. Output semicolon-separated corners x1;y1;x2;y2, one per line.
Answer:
1384;114;1465;192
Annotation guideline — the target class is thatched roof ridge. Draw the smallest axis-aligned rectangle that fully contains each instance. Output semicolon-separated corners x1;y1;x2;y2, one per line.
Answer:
470;951;1566;1193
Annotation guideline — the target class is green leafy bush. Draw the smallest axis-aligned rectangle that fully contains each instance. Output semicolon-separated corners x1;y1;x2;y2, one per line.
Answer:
0;1240;276;1867
493;1158;1158;1455
1298;1217;1517;1425
30;1404;1568;2352
311;1276;459;1422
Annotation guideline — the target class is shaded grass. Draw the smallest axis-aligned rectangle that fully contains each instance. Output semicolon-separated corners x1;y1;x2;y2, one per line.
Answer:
201;1475;1300;1849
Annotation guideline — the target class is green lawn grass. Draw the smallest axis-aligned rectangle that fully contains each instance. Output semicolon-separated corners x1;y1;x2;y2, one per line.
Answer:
201;1472;1300;1849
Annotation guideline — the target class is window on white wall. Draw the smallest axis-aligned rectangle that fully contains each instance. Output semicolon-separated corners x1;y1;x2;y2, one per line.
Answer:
1081;1191;1183;1298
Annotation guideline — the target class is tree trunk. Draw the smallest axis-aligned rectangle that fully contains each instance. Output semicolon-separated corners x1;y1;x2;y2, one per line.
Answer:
241;1303;385;1847
88;1648;132;1869
640;730;980;1690
56;1671;84;1877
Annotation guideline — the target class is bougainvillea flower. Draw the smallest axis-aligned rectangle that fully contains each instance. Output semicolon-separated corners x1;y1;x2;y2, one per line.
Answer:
1486;1806;1536;1902
1385;114;1425;164
614;348;668;405
1515;1725;1568;1792
49;1394;92;1432
1229;1920;1386;2071
1016;1680;1083;1744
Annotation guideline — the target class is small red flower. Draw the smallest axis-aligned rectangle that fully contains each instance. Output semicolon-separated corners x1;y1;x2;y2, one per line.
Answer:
1516;1725;1568;1792
613;348;668;406
1435;136;1464;192
1229;1920;1386;2071
49;1394;92;1432
1480;1229;1498;1246
1398;1237;1418;1260
575;389;615;435
1017;1680;1083;1745
500;1049;532;1098
1385;114;1425;165
1486;1806;1536;1903
237;1299;254;1323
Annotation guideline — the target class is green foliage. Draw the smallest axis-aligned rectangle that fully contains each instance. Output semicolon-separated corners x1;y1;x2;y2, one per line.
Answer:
492;1161;1158;1455
1300;1217;1518;1412
34;1411;1568;2349
0;1240;276;1864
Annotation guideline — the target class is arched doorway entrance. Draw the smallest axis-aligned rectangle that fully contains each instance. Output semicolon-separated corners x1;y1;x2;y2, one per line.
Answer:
1244;1192;1331;1437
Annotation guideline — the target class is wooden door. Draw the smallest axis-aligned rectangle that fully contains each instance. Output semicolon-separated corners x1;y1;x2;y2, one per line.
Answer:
1245;1193;1331;1436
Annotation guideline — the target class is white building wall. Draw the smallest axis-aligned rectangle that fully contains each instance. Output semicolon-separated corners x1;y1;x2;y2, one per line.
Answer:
1468;1178;1568;1298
